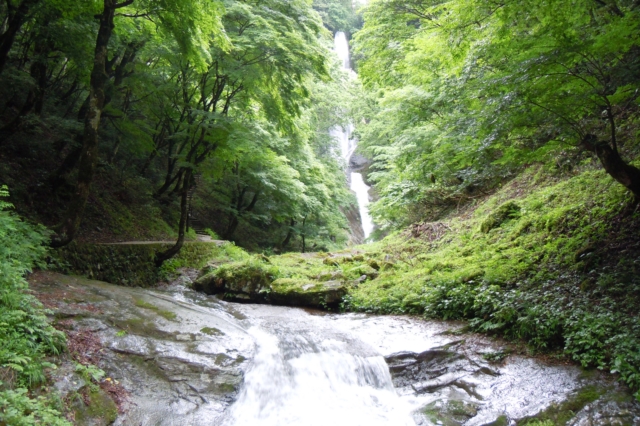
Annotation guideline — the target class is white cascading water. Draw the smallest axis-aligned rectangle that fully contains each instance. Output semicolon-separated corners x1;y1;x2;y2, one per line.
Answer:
330;31;374;239
221;326;417;426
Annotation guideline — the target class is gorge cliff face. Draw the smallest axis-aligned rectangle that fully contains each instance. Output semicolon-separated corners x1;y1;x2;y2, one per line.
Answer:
343;203;365;245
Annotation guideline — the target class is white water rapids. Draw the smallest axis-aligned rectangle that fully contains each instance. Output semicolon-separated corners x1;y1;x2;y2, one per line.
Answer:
330;31;375;239
219;307;426;426
220;327;417;426
42;275;636;426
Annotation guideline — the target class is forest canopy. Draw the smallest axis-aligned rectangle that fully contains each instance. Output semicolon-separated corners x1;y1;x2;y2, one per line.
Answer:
0;0;362;256
353;0;640;230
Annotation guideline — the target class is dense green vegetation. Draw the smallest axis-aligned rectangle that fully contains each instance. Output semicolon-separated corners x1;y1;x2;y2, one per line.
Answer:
353;0;640;231
2;0;640;420
348;167;640;401
199;166;640;401
0;0;361;257
0;187;69;424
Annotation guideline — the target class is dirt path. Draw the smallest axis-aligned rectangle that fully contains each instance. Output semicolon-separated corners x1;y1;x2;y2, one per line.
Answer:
99;235;227;245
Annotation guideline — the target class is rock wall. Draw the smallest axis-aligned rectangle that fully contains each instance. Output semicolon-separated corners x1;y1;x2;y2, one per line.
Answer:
52;242;220;287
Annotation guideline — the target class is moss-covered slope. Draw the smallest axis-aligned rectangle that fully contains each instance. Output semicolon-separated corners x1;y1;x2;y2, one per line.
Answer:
197;166;640;399
347;167;640;400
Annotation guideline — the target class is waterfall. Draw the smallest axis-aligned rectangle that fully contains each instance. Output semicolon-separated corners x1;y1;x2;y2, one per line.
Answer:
331;31;374;239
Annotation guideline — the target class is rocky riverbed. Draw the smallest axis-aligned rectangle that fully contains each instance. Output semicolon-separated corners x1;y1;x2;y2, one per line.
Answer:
30;271;640;425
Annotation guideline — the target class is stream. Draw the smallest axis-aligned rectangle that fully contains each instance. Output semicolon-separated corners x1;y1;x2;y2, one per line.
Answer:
31;272;640;425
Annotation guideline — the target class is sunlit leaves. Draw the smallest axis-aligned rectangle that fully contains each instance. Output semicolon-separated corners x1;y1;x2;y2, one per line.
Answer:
353;0;640;229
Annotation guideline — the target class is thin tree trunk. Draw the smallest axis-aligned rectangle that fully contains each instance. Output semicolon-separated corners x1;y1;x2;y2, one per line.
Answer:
51;0;134;247
301;215;307;253
155;169;192;266
0;0;41;75
281;218;296;249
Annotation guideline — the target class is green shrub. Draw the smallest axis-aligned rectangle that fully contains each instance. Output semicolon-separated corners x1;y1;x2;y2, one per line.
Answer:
0;186;69;424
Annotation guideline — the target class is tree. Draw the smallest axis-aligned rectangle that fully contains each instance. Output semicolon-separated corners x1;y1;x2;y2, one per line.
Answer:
353;0;640;229
51;0;226;247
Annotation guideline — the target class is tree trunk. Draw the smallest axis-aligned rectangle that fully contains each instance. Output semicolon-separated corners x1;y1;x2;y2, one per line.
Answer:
281;218;296;249
224;189;259;240
51;0;132;247
155;169;192;266
0;0;41;75
583;135;640;199
301;215;307;253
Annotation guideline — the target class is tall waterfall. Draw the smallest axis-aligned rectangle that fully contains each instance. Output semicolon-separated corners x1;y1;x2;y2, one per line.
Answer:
331;31;374;239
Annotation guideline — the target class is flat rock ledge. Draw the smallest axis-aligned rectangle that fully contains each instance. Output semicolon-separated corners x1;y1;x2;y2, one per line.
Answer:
193;274;350;309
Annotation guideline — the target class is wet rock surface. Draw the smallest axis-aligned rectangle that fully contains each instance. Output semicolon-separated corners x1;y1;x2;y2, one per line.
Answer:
31;272;253;425
30;271;640;425
384;340;640;425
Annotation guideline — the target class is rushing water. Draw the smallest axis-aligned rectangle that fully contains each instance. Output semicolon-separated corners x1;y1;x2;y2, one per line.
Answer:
33;273;640;426
219;310;420;426
330;31;375;239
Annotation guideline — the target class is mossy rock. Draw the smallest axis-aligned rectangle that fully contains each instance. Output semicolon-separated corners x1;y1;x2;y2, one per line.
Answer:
367;259;380;270
269;278;348;308
71;386;118;426
193;259;277;303
323;257;340;266
380;261;395;271
480;201;521;233
344;264;378;281
422;399;479;426
574;242;596;263
316;271;345;282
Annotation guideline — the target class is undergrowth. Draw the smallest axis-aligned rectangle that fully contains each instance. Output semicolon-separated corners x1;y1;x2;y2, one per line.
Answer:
0;186;69;425
343;168;640;400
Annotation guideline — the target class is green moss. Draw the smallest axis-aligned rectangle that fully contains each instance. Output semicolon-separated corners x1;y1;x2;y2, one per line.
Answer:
422;399;479;425
134;299;178;322
486;415;509;426
481;201;521;233
200;327;224;336
271;278;323;295
342;168;640;396
519;385;603;425
211;259;277;287
72;387;118;425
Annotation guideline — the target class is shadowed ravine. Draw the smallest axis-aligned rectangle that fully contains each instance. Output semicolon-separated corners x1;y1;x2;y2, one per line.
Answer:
31;272;640;425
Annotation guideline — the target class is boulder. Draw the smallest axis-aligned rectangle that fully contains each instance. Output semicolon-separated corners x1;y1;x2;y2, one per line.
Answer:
269;278;348;309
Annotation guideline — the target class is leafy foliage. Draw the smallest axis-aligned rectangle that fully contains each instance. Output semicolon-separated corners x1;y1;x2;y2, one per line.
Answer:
353;0;640;230
0;187;68;424
0;0;359;252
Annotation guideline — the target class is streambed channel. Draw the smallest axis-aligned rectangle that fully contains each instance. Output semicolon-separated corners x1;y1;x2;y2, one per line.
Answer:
31;272;640;425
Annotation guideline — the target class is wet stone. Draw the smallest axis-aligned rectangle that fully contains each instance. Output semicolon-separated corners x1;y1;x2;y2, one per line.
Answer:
422;399;480;426
28;272;640;425
568;399;640;425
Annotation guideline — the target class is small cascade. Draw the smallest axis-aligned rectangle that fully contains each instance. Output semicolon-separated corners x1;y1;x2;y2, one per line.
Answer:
331;31;374;239
220;327;417;426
